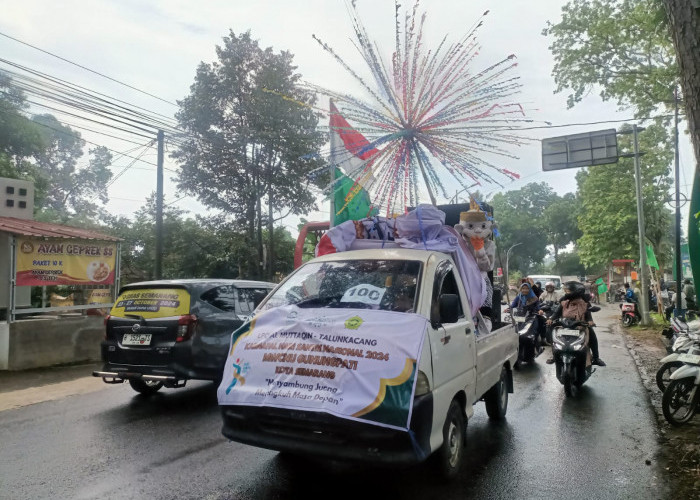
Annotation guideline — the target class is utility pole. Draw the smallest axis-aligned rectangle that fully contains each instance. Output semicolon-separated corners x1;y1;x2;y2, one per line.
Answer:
632;125;650;325
155;130;164;280
673;87;683;315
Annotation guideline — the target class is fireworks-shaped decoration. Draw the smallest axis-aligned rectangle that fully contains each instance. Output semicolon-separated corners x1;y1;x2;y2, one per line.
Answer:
310;1;533;217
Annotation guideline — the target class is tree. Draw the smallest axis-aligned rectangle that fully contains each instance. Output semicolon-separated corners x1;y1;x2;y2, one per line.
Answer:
0;73;46;179
662;0;700;166
543;0;678;117
174;31;325;280
555;251;585;276
542;192;582;268
31;114;113;221
576;123;674;268
491;182;557;273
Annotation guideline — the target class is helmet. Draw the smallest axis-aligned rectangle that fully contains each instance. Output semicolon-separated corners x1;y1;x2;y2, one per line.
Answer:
545;281;555;288
562;281;585;299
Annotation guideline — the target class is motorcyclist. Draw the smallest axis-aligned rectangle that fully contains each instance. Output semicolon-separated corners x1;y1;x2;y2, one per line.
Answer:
539;281;560;345
508;282;546;345
539;281;561;304
546;281;606;367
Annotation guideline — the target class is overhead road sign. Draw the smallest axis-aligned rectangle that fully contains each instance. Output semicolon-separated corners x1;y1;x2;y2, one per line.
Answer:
542;129;618;171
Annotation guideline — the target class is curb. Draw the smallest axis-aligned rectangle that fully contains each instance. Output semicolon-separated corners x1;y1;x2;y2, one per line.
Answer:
614;322;667;430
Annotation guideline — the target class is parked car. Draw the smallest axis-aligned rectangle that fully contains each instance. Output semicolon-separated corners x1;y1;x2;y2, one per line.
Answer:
93;279;275;395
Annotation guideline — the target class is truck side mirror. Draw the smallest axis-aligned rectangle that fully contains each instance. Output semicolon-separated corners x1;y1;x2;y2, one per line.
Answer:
433;294;459;326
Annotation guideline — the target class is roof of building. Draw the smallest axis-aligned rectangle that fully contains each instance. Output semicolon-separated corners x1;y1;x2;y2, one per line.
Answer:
0;216;121;241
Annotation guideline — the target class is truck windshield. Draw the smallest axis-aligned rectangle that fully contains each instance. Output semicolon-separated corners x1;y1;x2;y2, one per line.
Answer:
259;260;422;312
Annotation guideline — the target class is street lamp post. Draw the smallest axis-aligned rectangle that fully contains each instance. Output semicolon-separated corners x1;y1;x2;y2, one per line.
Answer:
504;242;523;305
450;183;479;204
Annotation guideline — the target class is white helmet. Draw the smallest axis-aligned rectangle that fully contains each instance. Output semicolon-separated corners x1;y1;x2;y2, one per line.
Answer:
545;281;555;288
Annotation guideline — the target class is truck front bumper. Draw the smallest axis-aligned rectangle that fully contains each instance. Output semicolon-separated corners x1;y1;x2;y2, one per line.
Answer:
220;393;433;466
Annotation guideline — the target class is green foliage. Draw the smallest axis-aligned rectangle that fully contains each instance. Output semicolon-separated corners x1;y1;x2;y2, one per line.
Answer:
542;192;582;267
104;195;296;284
31;115;113;221
543;0;678;116
1;74;114;220
576;123;674;268
491;182;557;273
174;30;325;280
0;73;46;160
556;251;587;275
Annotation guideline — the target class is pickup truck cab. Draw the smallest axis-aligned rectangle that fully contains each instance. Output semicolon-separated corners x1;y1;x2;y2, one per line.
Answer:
218;248;518;477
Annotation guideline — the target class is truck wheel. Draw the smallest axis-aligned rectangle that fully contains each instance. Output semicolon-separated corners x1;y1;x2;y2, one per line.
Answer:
433;400;465;479
129;378;163;395
484;367;508;420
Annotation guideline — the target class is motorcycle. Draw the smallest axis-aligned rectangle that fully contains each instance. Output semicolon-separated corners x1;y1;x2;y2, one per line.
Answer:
620;302;640;327
511;307;544;368
657;318;700;391
656;333;700;391
551;318;595;396
661;347;700;426
539;301;556;344
614;287;625;302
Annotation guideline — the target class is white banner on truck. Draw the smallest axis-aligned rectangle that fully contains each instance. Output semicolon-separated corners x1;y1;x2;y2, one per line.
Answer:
217;305;427;431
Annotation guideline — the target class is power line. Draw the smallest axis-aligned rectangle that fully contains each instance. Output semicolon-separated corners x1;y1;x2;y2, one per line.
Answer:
0;58;180;126
0;30;179;107
0;108;160;167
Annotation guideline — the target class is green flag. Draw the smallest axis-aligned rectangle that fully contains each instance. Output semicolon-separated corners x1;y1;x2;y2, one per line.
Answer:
595;277;608;294
332;167;377;225
645;244;659;270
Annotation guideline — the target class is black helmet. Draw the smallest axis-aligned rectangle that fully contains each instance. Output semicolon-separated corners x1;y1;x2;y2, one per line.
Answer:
562;281;585;299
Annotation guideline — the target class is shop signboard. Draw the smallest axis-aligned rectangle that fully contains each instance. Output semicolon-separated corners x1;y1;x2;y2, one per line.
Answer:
15;238;117;286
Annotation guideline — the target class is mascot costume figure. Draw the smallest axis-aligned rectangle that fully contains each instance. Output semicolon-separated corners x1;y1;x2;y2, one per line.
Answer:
454;198;496;323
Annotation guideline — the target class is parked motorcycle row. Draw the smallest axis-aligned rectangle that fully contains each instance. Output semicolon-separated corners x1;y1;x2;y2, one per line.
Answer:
656;317;700;426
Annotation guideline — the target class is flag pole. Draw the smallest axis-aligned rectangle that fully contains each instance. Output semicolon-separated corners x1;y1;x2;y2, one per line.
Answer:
329;98;336;227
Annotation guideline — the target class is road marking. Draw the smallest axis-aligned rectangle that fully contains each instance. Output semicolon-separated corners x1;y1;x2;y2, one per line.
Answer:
0;377;109;412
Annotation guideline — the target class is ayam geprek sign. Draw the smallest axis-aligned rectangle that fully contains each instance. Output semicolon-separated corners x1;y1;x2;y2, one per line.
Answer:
15;238;117;286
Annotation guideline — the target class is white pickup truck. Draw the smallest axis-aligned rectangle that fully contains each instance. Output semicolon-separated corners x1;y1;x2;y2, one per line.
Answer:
218;247;518;477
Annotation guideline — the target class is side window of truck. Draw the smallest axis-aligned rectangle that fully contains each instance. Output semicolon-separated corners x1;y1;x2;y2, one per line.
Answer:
433;266;464;321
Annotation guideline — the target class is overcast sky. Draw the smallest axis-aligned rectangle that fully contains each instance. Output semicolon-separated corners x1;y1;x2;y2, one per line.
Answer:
1;0;695;234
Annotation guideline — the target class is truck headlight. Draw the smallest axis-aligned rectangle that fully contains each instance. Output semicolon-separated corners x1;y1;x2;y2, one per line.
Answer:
414;370;431;396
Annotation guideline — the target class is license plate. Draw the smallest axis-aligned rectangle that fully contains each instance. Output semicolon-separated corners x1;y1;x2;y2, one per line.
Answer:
677;353;700;365
122;333;152;346
513;315;527;322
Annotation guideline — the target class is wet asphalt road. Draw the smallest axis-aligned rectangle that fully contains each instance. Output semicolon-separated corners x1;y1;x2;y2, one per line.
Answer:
0;303;670;499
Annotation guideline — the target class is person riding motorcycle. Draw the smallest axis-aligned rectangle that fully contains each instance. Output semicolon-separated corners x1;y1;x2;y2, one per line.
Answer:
539;281;561;303
546;281;606;367
538;281;560;345
508;282;546;345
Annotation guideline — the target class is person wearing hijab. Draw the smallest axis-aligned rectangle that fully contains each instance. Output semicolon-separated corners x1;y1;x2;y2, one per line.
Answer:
508;282;547;345
546;281;606;366
509;282;539;313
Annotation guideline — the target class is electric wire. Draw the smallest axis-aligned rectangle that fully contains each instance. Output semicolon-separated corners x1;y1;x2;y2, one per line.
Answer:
0;30;179;107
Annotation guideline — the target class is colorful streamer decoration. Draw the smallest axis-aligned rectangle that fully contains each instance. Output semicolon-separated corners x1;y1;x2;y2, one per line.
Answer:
309;1;534;215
